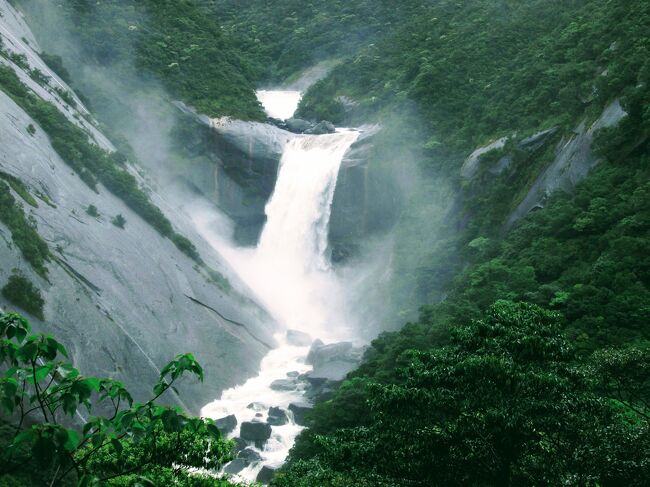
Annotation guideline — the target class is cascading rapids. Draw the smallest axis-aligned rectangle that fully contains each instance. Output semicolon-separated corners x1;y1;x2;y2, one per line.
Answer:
199;91;359;483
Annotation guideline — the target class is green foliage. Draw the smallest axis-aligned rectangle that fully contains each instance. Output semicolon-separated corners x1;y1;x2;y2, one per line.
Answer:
85;204;99;217
1;273;44;320
0;181;49;277
0;171;38;208
279;302;650;486
0;311;237;486
34;0;265;120
207;0;423;83
111;213;126;229
298;0;650;151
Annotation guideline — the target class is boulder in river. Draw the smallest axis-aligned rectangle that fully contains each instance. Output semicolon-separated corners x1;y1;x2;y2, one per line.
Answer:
285;118;313;134
306;340;367;381
215;414;237;435
267;406;289;426
223;458;248;475
270;378;298;391
256;465;277;484
288;402;313;426
286;329;313;347
240;421;272;448
247;402;266;411
305;120;336;135
238;447;262;463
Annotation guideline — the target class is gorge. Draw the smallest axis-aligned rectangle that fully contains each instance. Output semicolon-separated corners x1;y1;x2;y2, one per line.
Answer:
0;1;649;486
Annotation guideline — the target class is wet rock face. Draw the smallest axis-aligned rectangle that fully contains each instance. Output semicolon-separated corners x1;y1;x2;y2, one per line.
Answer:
256;465;277;484
328;124;402;263
223;458;248;475
215;414;238;435
506;100;626;227
173;103;293;245
240;421;272;448
288;402;313;426
267;406;289;426
0;0;276;414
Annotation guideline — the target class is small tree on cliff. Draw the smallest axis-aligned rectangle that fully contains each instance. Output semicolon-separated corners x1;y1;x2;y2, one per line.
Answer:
0;311;236;486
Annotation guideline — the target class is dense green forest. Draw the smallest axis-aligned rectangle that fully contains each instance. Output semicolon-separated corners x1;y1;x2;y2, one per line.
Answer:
245;0;650;484
1;0;649;485
17;0;265;120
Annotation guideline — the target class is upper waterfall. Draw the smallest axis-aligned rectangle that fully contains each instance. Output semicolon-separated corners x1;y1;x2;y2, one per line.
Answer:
256;90;302;120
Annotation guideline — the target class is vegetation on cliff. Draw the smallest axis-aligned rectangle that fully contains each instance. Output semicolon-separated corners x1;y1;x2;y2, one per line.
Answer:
0;311;237;486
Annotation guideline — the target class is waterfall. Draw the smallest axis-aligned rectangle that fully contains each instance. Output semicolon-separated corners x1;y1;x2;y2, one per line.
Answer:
199;91;359;483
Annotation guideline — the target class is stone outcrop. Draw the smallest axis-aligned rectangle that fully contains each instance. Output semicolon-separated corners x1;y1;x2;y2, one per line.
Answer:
460;137;509;180
506;100;626;227
328;124;402;262
0;0;276;414
306;340;367;381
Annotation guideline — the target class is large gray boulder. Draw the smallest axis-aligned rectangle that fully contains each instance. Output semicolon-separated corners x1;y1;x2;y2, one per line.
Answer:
266;406;289;426
215;414;237;435
240;421;272;448
256;465;277;484
270;378;298;391
223;458;248;475
305;120;336;135
306;340;366;381
285;117;313;134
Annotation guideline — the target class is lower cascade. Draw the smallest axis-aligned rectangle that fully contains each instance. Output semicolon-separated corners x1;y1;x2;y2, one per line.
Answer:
200;106;360;482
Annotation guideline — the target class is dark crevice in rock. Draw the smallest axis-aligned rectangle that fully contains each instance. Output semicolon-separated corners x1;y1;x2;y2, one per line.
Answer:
53;256;102;295
184;294;271;349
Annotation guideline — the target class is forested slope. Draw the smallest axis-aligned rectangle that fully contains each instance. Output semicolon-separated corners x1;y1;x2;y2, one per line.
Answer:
270;0;650;485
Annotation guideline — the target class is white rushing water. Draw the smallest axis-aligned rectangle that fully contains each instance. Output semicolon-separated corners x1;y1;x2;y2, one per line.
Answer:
198;91;359;483
256;90;302;120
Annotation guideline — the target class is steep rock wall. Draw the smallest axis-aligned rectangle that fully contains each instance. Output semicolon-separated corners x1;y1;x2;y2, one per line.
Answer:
0;0;276;414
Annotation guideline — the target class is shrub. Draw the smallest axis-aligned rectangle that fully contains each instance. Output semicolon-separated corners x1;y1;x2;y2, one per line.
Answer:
0;181;49;277
0;312;236;486
111;213;126;229
1;273;44;320
86;204;99;217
